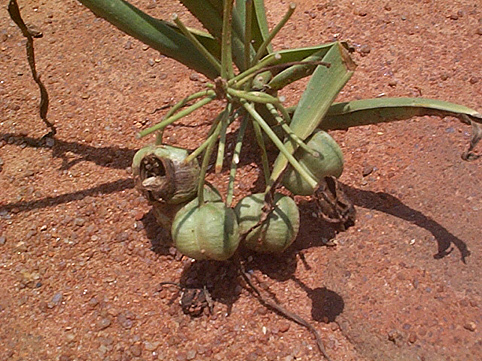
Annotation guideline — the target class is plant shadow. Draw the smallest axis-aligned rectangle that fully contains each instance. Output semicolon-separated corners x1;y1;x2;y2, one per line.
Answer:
0;132;471;264
0;132;136;170
291;276;345;323
342;183;471;263
140;208;174;256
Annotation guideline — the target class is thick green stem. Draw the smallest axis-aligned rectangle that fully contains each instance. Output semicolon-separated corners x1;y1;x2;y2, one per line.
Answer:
215;104;234;173
215;118;229;173
241;100;318;190
226;116;248;206
164;89;214;120
185;123;220;164
221;0;235;79
252;118;270;185
172;14;222;74
138;95;215;138
227;88;280;104
273;101;292;124
197;111;227;204
244;0;254;72
252;3;296;64
265;103;318;156
228;52;281;87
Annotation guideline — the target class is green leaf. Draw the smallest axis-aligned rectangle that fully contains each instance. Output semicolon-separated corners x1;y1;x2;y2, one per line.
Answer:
180;0;248;71
320;97;482;130
247;42;349;90
268;48;331;91
236;0;272;57
268;42;355;188
164;21;221;61
78;0;220;79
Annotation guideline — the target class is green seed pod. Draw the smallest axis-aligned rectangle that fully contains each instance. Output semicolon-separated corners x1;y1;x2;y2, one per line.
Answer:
132;144;200;204
172;196;240;261
152;183;222;229
235;193;300;253
283;130;344;196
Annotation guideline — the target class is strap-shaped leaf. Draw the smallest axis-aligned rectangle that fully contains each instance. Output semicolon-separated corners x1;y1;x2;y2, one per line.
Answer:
78;0;220;79
321;97;482;160
180;0;248;70
236;0;272;57
247;42;351;90
320;97;482;129
268;42;355;187
165;21;221;61
267;46;334;91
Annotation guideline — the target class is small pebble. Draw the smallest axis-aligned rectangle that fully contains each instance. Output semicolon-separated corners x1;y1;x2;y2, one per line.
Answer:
186;349;197;360
73;218;85;227
15;241;28;253
358;44;371;56
362;165;375;177
117;312;135;329
355;9;368;16
408;333;417;343
48;292;63;308
96;317;112;331
124;40;133;49
176;352;187;361
0;236;6;245
144;341;159;351
88;297;99;308
278;322;290;333
463;322;476;332
45;137;55;147
130;343;142;357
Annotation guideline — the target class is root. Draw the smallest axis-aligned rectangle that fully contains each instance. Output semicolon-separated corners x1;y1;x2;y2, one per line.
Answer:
236;257;333;361
8;0;56;138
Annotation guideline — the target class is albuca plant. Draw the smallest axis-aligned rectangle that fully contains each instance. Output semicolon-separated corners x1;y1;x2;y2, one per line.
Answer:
77;0;481;264
9;0;480;359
